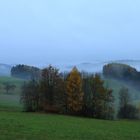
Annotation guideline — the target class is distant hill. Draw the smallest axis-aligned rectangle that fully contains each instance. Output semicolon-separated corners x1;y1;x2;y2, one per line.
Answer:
103;63;139;79
1;60;140;76
107;60;140;71
103;63;140;92
0;64;12;76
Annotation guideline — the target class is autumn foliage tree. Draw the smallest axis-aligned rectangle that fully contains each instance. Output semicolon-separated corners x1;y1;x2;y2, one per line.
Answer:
66;67;84;113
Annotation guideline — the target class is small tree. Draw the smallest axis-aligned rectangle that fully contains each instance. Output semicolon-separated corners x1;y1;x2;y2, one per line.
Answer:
3;82;16;94
66;67;84;114
118;87;138;119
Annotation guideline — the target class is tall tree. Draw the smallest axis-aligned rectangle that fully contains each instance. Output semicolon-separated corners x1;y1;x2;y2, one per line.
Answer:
66;67;84;113
90;74;114;119
40;65;65;112
82;74;93;116
21;80;39;112
118;87;138;119
119;87;130;108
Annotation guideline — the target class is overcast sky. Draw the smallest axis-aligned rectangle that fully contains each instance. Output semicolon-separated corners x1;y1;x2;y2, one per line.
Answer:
0;0;140;65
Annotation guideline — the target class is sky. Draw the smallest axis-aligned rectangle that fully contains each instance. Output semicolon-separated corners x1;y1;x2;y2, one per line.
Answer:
0;0;140;65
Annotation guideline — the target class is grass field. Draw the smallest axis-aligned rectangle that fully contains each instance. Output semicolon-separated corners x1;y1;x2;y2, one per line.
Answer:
0;111;140;140
0;76;140;140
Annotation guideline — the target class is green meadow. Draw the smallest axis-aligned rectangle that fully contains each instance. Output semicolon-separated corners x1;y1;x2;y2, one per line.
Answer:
0;111;140;140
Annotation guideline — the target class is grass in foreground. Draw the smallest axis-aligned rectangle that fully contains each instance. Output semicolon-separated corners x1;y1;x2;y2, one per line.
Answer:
0;111;140;140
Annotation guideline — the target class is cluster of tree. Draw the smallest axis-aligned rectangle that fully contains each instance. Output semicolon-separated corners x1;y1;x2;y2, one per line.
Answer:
11;64;41;80
21;65;140;120
118;87;139;119
21;66;114;120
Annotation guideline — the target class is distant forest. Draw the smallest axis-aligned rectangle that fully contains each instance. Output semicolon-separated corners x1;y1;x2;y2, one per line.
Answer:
11;64;41;80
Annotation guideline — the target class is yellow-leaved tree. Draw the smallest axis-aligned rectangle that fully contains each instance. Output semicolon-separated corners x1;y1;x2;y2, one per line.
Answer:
66;67;83;113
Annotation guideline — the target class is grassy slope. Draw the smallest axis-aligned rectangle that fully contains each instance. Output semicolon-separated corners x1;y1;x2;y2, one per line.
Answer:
0;111;140;140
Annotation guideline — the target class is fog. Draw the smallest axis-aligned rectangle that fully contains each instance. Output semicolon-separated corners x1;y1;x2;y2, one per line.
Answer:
1;0;140;65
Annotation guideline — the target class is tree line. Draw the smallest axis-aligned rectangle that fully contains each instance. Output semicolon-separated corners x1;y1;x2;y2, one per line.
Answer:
20;65;140;120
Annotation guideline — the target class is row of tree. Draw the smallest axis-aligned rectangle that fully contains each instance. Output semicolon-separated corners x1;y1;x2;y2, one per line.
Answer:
21;65;139;120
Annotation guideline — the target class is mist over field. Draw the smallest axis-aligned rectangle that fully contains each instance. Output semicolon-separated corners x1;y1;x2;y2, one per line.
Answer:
1;1;140;140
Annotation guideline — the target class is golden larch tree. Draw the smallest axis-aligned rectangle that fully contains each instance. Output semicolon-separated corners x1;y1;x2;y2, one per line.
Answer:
66;67;84;113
